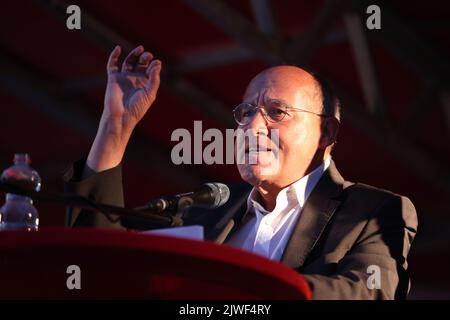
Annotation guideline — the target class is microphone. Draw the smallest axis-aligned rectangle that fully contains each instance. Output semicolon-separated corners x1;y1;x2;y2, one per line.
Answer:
138;183;230;214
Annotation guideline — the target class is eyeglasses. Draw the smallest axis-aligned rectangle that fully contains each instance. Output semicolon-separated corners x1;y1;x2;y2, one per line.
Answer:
232;99;329;126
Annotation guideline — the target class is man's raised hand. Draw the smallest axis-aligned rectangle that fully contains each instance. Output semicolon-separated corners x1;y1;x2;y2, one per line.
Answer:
104;45;162;129
85;45;161;174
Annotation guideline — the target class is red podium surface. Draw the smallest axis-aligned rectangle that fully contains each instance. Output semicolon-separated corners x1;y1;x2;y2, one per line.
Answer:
0;228;311;299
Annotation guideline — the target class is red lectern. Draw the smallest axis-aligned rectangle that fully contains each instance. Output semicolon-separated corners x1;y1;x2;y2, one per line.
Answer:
0;228;311;299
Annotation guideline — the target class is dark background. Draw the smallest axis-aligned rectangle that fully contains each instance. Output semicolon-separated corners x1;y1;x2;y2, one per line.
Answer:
1;0;449;299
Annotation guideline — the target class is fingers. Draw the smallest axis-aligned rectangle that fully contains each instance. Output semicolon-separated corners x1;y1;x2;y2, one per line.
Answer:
135;51;154;73
121;46;144;72
106;45;121;74
110;45;159;78
145;59;162;101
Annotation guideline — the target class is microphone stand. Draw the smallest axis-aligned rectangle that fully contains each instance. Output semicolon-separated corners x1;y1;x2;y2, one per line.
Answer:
0;181;183;229
122;196;194;230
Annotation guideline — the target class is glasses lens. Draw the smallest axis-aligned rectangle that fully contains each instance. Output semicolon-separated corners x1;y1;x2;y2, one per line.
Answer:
266;100;288;122
234;103;256;125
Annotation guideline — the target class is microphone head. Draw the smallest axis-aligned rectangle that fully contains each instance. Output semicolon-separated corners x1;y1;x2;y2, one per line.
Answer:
204;182;230;208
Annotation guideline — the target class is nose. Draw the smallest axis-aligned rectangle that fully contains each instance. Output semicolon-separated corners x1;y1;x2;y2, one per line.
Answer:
245;107;269;134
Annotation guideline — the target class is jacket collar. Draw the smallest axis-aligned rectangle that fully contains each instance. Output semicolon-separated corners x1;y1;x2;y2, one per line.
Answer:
280;160;345;268
221;160;346;269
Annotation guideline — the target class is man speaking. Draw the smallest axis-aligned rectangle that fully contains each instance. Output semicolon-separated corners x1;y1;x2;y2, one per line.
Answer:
64;45;418;299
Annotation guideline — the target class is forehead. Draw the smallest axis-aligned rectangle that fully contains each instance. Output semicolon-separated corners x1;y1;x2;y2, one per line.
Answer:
243;69;318;106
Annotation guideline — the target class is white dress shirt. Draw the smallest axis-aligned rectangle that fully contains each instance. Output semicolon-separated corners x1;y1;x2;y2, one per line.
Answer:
226;157;331;261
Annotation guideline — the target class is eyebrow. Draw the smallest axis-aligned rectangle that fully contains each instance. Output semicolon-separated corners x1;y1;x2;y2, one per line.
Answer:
265;97;289;105
245;96;289;106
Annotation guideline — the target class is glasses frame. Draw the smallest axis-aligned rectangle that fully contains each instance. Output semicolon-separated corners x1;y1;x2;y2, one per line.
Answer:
232;100;331;126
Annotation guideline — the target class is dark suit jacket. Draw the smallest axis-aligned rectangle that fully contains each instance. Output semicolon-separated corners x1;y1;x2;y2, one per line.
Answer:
63;158;418;300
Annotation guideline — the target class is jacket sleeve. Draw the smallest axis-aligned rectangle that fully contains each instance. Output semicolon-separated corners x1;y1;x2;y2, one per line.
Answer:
62;157;125;230
303;195;418;300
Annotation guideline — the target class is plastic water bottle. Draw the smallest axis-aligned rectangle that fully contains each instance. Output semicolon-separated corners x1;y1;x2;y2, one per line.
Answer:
0;153;41;231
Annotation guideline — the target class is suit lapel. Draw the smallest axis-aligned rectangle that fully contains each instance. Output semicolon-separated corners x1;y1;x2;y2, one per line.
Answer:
280;161;345;268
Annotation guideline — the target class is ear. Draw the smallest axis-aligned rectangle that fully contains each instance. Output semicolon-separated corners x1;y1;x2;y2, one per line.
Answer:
319;117;339;150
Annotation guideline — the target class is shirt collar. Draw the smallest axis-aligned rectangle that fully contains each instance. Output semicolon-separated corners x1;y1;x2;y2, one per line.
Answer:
247;156;332;214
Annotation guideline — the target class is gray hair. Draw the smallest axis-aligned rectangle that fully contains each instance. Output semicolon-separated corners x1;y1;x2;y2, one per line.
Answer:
311;73;341;122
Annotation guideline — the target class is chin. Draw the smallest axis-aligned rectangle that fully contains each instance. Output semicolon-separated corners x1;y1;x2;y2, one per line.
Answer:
238;164;277;187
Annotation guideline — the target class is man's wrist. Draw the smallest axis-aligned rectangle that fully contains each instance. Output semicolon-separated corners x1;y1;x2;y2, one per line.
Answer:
86;119;133;172
98;114;135;142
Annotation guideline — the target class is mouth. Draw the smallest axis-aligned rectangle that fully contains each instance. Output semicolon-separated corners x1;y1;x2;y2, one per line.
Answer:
245;147;272;153
243;146;278;168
